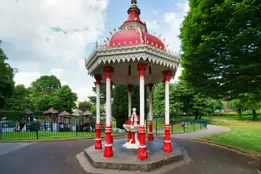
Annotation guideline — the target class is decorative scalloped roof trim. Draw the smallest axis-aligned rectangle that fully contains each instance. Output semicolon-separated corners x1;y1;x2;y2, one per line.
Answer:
86;52;179;75
86;44;180;67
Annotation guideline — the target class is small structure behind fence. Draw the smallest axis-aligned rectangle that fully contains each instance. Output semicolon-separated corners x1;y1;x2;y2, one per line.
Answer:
0;118;207;141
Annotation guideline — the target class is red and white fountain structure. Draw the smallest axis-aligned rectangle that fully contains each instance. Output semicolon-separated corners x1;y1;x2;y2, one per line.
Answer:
84;0;180;162
123;108;140;149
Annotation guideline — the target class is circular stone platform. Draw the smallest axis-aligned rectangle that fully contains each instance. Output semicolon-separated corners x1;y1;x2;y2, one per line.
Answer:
77;138;190;174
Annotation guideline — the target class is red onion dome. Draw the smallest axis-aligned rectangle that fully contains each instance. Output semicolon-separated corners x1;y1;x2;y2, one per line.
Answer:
109;30;166;51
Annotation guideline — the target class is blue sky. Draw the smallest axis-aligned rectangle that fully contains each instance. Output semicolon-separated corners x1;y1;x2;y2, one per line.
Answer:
0;0;188;101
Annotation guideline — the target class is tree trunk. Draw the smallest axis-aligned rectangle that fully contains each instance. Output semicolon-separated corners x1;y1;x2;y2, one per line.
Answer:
238;108;242;118
252;109;257;120
195;109;199;120
199;115;202;119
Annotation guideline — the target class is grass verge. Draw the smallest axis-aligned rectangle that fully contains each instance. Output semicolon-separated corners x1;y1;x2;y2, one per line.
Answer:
199;118;261;155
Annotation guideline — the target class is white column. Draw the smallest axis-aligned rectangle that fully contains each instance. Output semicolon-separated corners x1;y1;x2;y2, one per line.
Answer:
110;83;113;125
138;65;146;126
165;78;170;125
128;92;132;116
106;77;111;126
140;79;145;126
149;88;153;122
96;84;100;124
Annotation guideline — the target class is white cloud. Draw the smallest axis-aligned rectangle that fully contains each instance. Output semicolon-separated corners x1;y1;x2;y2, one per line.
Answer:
0;0;109;102
14;72;44;88
146;20;159;31
161;1;189;80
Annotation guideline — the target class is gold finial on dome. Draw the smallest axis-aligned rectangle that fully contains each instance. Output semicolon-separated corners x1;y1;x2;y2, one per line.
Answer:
131;0;137;5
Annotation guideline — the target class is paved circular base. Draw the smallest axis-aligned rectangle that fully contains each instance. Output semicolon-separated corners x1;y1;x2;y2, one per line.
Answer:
81;138;189;173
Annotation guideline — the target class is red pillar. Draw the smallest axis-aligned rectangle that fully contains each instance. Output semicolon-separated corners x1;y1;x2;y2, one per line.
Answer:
163;70;172;153
104;66;114;158
95;124;102;150
137;64;148;160
95;74;102;150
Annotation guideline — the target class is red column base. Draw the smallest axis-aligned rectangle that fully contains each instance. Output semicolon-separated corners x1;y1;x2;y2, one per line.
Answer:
95;124;102;150
104;126;114;158
163;125;172;153
138;147;147;160
104;145;114;158
110;123;114;144
138;126;148;160
95;139;102;150
163;141;172;153
148;133;154;141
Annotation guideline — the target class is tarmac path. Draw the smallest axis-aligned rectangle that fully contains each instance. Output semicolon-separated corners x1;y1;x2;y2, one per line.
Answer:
0;126;259;174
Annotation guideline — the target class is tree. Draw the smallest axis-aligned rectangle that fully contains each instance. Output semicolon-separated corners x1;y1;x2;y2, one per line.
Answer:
243;94;261;120
229;99;245;117
171;81;194;116
112;85;128;129
193;94;223;119
49;85;77;112
153;83;165;117
88;82;106;105
31;75;61;94
229;93;260;120
0;40;15;108
78;101;93;111
30;75;61;111
180;0;261;100
170;81;223;119
6;85;31;111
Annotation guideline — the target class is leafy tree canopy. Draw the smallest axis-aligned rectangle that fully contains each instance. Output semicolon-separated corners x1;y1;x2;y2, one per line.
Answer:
88;82;106;105
180;0;261;100
78;101;93;112
49;85;78;112
31;75;61;95
30;75;62;111
0;40;15;108
6;85;31;111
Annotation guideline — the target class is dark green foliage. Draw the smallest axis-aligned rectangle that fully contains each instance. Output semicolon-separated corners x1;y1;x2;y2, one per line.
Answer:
171;81;194;115
0;41;15;108
88;83;106;105
153;83;165;117
112;85;128;129
31;75;61;94
153;81;224;119
131;85;140;115
49;85;78;112
6;85;31;111
30;75;62;111
180;0;261;100
78;101;93;112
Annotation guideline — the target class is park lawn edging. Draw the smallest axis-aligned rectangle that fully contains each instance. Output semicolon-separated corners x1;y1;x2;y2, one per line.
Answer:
193;138;261;160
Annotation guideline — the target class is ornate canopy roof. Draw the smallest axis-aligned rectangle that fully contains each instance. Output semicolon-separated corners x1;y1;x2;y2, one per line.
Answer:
85;0;180;85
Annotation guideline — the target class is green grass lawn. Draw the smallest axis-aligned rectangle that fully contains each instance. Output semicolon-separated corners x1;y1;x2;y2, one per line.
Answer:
199;118;261;155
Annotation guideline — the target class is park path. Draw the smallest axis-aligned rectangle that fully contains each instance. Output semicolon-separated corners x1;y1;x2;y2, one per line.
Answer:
172;125;230;139
0;125;259;174
0;143;32;155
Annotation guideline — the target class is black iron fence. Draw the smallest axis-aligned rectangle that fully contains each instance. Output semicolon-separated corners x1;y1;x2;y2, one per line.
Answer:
0;119;207;141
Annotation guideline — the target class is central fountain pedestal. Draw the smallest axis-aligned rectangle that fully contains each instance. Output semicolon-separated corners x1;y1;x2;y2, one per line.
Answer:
122;108;140;149
123;125;140;149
